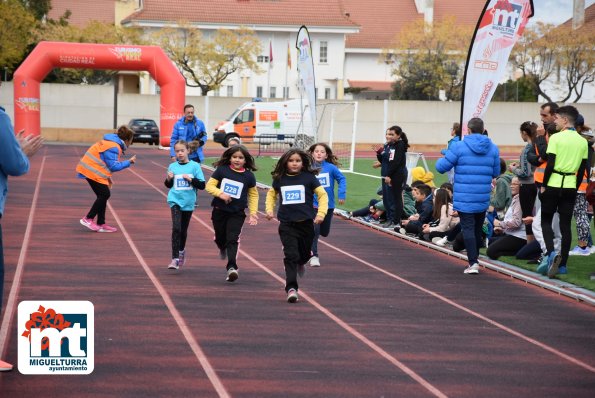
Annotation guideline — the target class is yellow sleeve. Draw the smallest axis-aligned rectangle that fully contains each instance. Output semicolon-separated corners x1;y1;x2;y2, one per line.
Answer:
314;186;328;218
205;177;222;197
247;187;259;215
265;188;278;214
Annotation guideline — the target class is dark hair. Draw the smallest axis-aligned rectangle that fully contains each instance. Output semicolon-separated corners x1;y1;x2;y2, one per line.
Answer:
410;180;426;189
183;104;194;112
388;125;410;149
452;122;462;138
520;121;537;140
117;125;134;142
173;139;189;149
432;188;450;220
213;145;257;171
499;158;507;175
439;182;453;196
555;105;579;126
541;102;559;114
413;183;431;198
308;142;341;167
467;118;484;134
271;148;317;181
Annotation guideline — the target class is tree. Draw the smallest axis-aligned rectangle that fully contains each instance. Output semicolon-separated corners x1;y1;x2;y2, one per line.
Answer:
0;0;36;72
18;0;52;21
492;77;537;102
511;22;595;103
153;24;262;95
383;17;472;101
34;20;144;84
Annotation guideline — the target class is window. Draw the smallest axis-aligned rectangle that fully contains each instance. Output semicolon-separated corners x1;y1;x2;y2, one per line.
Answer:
325;87;331;99
236;109;254;123
270;86;276;98
283;86;289;99
257;55;270;63
256;86;263;98
319;41;328;63
227;85;233;97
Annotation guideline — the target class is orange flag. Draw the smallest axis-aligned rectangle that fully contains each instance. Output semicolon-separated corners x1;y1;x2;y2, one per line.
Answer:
287;41;292;69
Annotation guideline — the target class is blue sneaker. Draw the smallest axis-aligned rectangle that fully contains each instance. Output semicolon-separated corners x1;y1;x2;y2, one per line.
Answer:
547;251;561;278
557;265;567;275
536;255;549;275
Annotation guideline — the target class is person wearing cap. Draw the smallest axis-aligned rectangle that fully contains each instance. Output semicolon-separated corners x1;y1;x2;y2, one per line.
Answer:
569;114;594;256
537;106;589;278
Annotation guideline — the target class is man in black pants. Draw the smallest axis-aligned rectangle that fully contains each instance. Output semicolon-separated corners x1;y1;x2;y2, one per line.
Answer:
537;105;589;278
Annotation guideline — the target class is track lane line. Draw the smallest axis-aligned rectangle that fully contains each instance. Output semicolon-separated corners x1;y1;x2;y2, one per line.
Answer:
129;166;449;398
107;201;230;398
0;156;46;359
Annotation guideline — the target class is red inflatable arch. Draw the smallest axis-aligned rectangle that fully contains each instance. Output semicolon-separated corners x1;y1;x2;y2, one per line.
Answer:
14;41;185;146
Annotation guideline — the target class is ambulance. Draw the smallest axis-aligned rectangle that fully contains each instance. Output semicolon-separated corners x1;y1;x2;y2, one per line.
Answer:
212;99;314;147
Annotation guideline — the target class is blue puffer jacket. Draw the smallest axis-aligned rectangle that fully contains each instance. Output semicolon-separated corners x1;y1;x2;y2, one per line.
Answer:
436;133;500;213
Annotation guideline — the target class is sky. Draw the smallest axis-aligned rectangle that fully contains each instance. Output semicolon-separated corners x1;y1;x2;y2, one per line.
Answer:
530;0;595;25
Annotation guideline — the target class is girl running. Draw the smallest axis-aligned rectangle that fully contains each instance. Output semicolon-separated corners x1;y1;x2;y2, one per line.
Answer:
206;145;259;282
164;140;205;270
265;148;328;303
307;143;346;267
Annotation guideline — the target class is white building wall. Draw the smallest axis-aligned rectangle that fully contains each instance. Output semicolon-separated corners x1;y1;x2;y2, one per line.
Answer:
344;52;393;82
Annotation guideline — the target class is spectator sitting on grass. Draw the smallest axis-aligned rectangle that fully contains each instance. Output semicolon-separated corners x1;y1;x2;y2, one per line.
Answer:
349;186;385;224
489;158;513;217
421;188;459;242
399;183;433;236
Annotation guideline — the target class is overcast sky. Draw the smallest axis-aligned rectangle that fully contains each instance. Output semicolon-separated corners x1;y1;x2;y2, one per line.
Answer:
530;0;595;25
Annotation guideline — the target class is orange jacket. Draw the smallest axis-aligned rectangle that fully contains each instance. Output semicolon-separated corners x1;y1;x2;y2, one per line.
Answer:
76;140;121;185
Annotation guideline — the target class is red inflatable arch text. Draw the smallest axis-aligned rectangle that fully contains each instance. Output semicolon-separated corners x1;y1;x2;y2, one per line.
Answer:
14;41;185;146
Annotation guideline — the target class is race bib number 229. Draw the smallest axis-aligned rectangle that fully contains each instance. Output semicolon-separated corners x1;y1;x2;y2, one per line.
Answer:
281;185;306;204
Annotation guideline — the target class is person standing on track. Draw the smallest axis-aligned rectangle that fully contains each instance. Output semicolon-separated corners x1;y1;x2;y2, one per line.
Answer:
205;145;258;282
436;117;500;275
307;142;346;267
265;148;328;303
76;125;136;233
170;104;207;164
0;104;43;371
165;140;205;270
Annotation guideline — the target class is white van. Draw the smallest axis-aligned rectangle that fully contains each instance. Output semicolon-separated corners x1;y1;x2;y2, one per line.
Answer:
212;99;313;147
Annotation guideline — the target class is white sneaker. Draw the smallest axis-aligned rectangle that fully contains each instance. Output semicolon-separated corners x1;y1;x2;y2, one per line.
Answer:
167;259;179;270
433;236;448;247
309;256;320;267
463;263;480;275
226;268;238;282
568;246;590;256
287;288;299;303
590;246;595;255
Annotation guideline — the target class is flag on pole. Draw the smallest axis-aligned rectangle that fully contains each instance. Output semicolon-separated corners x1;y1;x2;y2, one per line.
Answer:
269;40;274;66
287;41;292;69
460;0;534;135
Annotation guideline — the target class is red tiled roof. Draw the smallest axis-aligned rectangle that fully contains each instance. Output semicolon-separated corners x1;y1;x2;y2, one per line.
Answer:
343;0;485;49
48;0;115;27
559;2;595;36
122;0;357;28
347;80;393;91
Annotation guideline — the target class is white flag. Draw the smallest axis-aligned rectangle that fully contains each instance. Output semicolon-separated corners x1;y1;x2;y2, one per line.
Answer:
296;26;317;137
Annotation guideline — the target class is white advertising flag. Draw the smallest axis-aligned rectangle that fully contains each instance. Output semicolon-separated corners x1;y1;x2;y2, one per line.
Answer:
296;26;317;137
461;0;534;135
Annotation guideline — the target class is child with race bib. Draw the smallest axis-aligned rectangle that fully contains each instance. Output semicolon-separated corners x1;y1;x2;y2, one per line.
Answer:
265;148;328;303
307;143;346;267
206;145;259;282
164;140;205;270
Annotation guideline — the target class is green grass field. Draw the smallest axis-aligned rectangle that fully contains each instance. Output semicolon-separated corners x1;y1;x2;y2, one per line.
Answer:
204;155;595;291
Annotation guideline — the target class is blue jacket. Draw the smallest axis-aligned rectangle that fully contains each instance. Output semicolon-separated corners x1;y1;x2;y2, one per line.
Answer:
77;133;132;180
170;116;207;162
0;107;30;216
436;133;500;213
313;160;346;209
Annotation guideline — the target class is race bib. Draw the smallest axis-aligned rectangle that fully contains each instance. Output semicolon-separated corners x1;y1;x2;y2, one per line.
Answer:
220;178;244;199
389;148;395;161
281;185;306;205
317;172;330;188
174;174;192;190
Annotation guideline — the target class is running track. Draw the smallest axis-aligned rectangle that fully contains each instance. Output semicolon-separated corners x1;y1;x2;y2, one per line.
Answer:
0;145;593;397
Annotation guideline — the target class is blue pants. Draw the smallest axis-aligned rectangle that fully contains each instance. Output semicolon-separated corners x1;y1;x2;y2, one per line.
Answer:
458;211;486;266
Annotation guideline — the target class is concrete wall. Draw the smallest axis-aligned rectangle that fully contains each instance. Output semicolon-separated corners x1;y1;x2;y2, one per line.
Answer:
1;82;594;147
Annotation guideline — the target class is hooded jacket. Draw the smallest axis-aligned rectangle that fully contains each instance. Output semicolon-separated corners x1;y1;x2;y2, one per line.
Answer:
436;133;500;213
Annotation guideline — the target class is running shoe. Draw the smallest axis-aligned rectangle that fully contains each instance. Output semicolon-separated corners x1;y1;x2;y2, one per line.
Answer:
433;236;449;247
178;250;186;267
568;246;590;256
287;288;298;303
536;255;549;275
80;217;100;232
97;224;117;233
547;251;562;278
309;256;320;267
557;265;567;275
463;263;480;275
226;268;238;282
167;259;179;270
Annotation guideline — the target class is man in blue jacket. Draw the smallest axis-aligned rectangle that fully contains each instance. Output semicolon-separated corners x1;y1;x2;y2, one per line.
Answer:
0;105;43;371
170;104;207;163
436;117;500;275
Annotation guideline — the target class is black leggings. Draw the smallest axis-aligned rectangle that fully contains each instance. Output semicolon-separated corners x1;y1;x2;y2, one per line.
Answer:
519;183;537;236
171;205;193;259
85;178;111;225
390;168;407;225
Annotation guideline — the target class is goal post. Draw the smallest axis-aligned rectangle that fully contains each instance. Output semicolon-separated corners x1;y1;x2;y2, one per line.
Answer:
314;101;358;172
